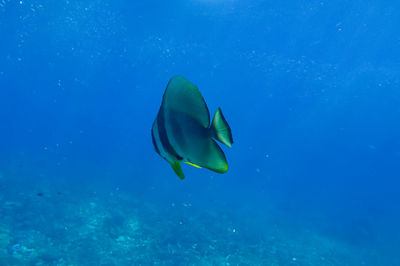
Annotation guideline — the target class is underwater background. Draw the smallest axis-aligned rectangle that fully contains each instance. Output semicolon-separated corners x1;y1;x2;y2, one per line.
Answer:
1;0;400;265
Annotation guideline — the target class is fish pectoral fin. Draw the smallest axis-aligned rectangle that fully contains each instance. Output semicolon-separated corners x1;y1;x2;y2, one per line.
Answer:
170;161;185;180
184;162;202;168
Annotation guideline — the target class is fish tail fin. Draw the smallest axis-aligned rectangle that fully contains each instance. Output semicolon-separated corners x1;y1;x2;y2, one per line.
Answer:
211;108;233;148
170;161;185;180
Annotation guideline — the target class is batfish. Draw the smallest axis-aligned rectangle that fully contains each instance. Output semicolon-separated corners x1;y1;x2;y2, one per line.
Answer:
151;76;233;179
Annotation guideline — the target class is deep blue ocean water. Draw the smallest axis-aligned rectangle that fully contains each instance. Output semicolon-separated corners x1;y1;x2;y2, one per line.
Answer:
1;0;399;265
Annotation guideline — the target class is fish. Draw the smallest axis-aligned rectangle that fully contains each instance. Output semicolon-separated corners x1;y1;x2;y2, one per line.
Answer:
151;75;233;179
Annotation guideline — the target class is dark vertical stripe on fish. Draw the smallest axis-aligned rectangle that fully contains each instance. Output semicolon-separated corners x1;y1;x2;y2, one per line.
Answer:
151;125;161;156
157;109;183;160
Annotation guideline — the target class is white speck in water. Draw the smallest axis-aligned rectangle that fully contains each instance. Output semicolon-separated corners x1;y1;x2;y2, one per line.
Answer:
19;0;22;4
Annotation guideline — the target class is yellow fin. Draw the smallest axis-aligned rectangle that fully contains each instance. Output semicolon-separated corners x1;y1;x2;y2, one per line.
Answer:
184;162;202;168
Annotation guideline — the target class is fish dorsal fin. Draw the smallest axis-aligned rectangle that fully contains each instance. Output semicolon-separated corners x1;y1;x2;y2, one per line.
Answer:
162;76;210;128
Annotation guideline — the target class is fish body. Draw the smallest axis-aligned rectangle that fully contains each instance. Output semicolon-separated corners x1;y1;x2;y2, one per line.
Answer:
151;76;233;179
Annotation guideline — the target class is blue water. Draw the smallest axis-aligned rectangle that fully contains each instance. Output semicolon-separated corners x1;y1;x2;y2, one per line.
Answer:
1;0;399;265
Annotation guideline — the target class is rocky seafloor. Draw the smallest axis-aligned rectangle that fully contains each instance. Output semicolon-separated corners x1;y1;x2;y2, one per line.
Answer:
0;177;398;266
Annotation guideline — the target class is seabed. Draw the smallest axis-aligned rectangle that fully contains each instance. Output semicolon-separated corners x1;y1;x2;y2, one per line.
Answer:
0;177;398;266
